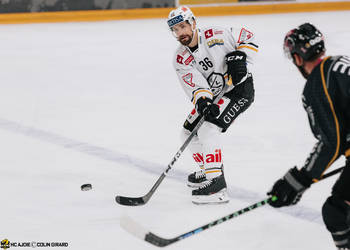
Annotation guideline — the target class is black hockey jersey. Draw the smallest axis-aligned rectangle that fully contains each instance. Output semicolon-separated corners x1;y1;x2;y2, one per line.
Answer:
301;56;350;180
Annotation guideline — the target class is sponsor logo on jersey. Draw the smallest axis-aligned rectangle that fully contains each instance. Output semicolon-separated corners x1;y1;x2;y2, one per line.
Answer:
303;95;316;127
177;55;184;64
207;39;224;48
214;30;223;35
182;73;195;87
204;29;213;39
184;55;194;65
238;28;254;43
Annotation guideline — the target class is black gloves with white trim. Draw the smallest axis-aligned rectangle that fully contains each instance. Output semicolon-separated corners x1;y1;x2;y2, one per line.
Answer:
268;167;313;208
195;97;220;120
225;50;247;85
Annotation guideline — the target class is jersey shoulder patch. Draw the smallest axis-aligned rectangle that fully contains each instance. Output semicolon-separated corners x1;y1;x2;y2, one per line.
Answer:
182;73;195;87
237;28;254;43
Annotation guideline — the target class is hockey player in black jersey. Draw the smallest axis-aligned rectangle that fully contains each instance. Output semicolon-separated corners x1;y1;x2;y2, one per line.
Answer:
267;23;350;249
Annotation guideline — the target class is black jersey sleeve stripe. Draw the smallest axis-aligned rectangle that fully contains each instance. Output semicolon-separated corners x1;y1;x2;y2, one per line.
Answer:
247;42;259;48
237;42;259;48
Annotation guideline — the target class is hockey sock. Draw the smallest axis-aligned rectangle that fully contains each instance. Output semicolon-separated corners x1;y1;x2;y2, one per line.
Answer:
181;128;205;169
196;122;224;180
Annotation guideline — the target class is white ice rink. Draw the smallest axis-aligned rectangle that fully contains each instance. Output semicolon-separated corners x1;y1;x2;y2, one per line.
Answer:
1;9;350;250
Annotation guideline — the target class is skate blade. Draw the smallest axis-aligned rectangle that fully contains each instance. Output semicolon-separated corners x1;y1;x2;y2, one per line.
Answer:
191;189;230;205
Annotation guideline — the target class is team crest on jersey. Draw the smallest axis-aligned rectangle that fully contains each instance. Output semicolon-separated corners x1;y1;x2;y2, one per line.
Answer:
238;28;254;43
177;55;184;64
204;29;213;39
207;72;225;96
182;73;195;87
207;39;224;48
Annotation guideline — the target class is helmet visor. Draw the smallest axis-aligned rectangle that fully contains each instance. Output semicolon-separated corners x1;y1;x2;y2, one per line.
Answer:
283;30;297;60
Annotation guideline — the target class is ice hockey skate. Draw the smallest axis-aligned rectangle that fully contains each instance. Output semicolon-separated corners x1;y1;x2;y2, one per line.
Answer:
187;169;209;188
192;174;229;205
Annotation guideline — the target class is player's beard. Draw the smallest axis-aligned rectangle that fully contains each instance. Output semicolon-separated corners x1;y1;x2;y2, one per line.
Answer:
178;33;193;46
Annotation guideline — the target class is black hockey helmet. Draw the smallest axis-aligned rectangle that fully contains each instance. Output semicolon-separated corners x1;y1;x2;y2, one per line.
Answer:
283;23;325;62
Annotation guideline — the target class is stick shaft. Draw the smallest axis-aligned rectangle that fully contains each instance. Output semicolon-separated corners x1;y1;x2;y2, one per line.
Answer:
143;165;345;246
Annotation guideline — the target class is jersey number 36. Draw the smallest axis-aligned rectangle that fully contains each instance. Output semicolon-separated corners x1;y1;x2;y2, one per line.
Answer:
199;57;213;71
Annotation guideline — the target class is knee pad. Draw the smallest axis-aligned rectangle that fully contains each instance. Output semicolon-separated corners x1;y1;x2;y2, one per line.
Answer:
322;196;350;248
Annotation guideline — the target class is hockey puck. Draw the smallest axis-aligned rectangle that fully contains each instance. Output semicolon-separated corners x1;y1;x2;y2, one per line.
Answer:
81;183;92;191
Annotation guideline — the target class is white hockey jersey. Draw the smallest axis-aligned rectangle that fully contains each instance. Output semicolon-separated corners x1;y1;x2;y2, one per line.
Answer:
173;26;258;104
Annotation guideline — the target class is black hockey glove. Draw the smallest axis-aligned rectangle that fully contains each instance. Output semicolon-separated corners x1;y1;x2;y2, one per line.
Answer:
225;51;247;85
195;97;220;120
267;167;313;208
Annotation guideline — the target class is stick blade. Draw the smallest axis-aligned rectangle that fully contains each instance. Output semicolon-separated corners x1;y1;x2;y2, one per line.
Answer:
120;215;176;247
120;215;149;240
145;232;177;247
115;195;146;206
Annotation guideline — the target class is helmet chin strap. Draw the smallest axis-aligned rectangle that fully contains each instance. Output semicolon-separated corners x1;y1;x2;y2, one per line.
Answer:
189;22;197;45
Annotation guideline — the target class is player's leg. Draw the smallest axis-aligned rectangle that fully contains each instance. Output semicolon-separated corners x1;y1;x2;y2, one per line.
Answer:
181;109;209;188
322;159;350;250
180;127;207;188
192;121;228;205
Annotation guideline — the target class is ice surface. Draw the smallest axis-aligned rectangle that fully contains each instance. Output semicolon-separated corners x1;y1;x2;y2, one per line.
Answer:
1;10;349;250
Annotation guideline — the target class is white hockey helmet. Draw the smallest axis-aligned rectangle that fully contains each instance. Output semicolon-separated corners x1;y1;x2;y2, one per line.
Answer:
167;6;196;30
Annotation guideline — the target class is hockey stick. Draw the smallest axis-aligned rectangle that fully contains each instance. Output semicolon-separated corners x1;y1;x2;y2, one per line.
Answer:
120;165;345;247
315;165;344;181
115;79;233;206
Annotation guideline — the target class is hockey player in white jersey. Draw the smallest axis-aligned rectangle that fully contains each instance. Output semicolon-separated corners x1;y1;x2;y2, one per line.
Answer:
167;6;258;204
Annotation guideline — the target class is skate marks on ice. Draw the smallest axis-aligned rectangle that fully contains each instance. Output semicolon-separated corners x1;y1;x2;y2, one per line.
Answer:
0;117;323;225
0;117;163;176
